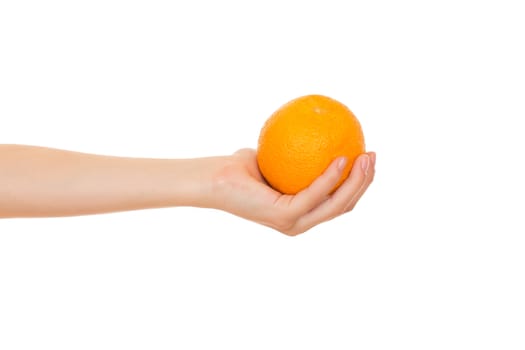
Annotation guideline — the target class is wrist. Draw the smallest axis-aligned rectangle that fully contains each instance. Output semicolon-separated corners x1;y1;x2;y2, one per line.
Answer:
165;155;232;210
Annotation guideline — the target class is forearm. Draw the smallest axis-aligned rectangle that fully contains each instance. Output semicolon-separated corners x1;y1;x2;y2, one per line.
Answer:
0;145;223;218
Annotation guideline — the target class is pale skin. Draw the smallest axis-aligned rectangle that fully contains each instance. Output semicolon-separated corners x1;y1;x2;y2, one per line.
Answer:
0;145;375;235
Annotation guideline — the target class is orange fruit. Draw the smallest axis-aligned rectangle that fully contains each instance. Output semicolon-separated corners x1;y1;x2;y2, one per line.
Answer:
256;94;365;195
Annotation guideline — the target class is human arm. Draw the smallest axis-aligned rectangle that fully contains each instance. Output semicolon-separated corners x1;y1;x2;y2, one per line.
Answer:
0;145;375;235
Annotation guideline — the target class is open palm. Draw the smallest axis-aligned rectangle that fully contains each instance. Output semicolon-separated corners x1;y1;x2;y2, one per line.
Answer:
213;148;376;235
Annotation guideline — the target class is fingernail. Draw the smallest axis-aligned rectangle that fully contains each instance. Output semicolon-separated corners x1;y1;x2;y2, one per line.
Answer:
337;157;347;171
361;155;370;174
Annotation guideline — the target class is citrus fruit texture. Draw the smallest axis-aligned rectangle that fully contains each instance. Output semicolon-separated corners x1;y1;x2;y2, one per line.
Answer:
256;95;365;195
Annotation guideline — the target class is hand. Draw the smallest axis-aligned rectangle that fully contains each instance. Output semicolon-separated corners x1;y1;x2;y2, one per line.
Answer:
211;148;376;235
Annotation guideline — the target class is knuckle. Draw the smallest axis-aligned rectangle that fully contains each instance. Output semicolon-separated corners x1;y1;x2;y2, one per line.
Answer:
272;212;295;231
344;198;358;213
326;168;343;184
271;213;305;236
344;203;356;213
279;226;304;236
234;148;255;156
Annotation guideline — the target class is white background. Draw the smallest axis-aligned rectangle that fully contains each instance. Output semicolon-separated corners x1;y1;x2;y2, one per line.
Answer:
1;0;524;349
